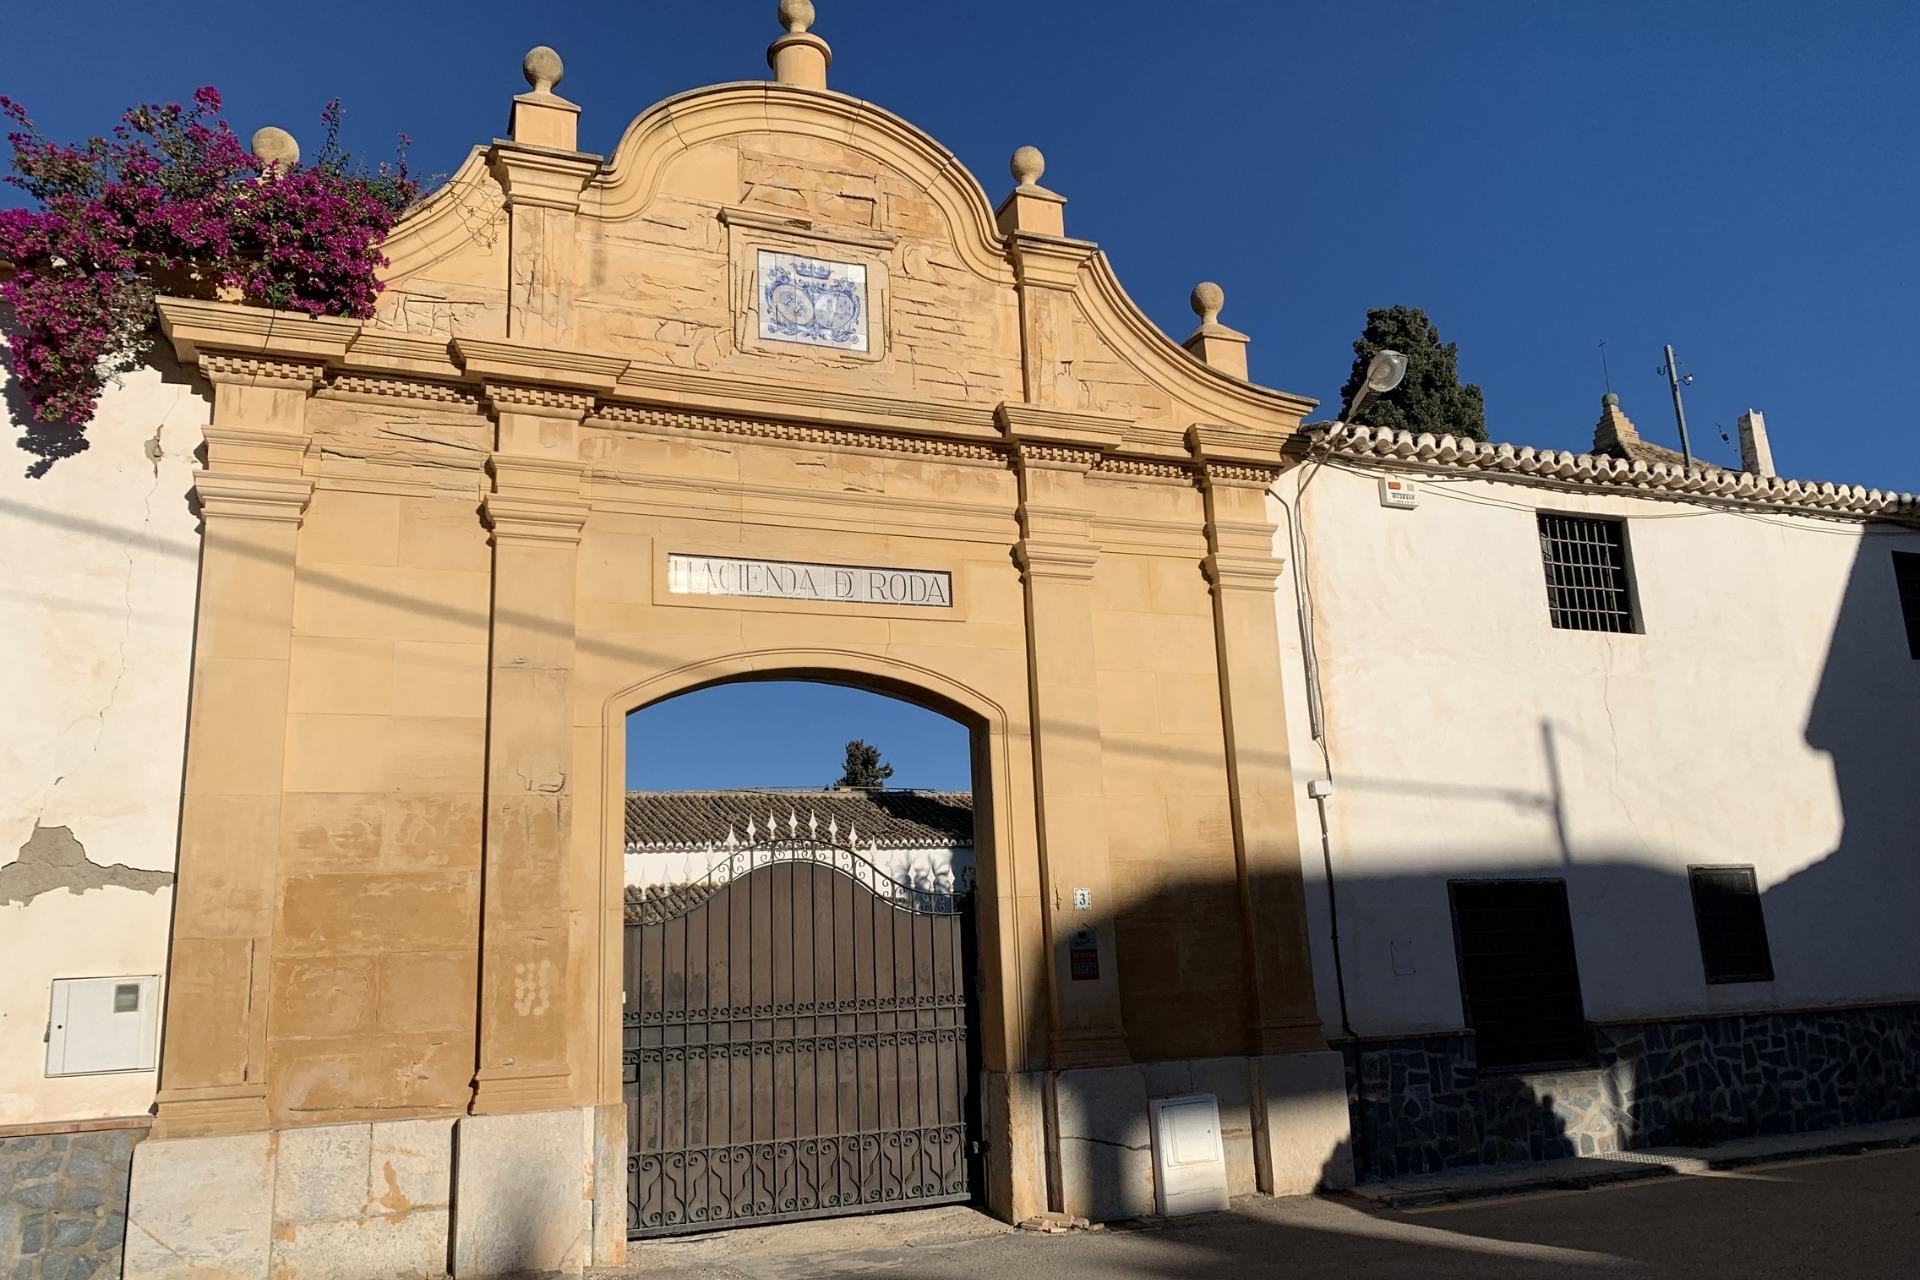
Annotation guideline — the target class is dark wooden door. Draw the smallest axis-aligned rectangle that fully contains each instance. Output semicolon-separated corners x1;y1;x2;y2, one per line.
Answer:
623;840;976;1236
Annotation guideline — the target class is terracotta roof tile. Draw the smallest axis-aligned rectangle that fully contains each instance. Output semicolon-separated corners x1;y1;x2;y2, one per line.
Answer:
624;788;973;850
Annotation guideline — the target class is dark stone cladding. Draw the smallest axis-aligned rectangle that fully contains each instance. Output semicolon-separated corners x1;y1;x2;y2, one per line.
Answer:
0;1125;144;1279
1335;1001;1920;1182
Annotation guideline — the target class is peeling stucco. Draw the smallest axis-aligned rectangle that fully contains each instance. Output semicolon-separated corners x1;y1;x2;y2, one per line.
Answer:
0;824;174;905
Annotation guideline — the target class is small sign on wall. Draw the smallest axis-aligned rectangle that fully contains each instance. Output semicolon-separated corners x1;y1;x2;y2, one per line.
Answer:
667;553;953;609
1378;476;1419;509
1069;928;1100;981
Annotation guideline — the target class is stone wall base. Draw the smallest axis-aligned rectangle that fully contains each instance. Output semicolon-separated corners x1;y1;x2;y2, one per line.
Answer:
120;1105;610;1279
0;1123;146;1280
1043;1051;1355;1222
1339;1001;1920;1182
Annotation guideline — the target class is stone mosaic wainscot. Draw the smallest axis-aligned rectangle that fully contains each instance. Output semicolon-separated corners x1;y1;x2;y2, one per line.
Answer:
0;1125;143;1280
1337;1002;1920;1182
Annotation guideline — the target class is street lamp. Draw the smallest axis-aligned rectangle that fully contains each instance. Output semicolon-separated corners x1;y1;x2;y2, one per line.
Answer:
1343;349;1407;423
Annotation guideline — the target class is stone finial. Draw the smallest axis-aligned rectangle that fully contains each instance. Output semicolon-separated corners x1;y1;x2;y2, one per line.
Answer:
509;44;582;150
1183;281;1249;379
1191;281;1225;326
779;0;816;32
769;0;832;89
523;45;564;94
996;145;1066;237
250;126;299;172
1011;145;1046;189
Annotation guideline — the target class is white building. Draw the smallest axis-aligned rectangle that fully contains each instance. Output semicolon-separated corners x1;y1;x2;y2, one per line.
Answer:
1274;396;1920;1177
0;355;209;1269
623;789;974;904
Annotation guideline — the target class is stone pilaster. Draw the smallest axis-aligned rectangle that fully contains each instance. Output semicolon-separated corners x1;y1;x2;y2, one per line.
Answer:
1008;235;1094;410
999;403;1131;1069
1189;426;1325;1058
470;381;594;1116
488;144;599;348
153;355;325;1138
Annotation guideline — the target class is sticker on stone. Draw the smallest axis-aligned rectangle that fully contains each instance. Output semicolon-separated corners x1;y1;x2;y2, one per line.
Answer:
757;250;868;352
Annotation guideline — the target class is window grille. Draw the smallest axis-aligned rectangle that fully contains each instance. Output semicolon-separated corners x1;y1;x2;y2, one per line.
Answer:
1448;879;1590;1070
1537;514;1636;632
1689;866;1774;984
1894;551;1920;660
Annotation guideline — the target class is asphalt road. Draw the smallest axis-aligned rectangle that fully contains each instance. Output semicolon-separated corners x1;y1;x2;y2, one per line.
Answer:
609;1146;1920;1279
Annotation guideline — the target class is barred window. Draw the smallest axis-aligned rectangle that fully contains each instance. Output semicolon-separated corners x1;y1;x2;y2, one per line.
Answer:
1449;879;1590;1071
1894;551;1920;660
1689;866;1774;984
1538;513;1637;632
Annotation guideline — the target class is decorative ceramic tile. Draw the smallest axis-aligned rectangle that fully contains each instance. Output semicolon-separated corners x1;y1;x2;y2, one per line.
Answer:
757;250;869;352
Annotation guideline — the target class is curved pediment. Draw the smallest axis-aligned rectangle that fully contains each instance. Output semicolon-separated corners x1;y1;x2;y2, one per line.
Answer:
368;29;1313;443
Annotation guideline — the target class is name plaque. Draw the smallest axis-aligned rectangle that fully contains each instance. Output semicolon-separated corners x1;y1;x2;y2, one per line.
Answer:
667;553;953;609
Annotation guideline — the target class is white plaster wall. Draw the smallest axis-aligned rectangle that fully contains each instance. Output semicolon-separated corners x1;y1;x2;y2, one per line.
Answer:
1273;460;1920;1037
0;353;208;1124
626;843;974;893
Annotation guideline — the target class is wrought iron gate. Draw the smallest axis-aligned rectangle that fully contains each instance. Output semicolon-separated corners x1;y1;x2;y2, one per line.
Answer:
623;836;977;1236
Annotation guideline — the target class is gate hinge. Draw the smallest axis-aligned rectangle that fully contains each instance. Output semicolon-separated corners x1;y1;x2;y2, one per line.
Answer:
968;1139;988;1155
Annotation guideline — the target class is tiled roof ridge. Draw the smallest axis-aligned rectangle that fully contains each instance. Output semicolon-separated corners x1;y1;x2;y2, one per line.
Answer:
1308;422;1920;526
624;788;974;851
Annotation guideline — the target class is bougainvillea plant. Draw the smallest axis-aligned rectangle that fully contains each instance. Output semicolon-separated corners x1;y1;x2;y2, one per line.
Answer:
0;88;416;473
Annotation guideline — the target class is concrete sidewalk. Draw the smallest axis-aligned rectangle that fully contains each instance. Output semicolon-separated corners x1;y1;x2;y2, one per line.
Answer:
1348;1117;1920;1208
604;1145;1920;1278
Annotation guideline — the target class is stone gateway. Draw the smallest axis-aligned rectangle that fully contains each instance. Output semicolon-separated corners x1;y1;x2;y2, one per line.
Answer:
113;8;1346;1276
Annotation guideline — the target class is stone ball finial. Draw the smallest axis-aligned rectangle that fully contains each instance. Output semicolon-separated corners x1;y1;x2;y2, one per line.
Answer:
1602;391;1620;407
1010;145;1046;188
1191;281;1225;325
250;126;299;171
779;0;816;34
523;45;565;94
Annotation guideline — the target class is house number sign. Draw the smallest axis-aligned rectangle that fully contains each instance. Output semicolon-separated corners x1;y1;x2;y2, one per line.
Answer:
667;553;953;608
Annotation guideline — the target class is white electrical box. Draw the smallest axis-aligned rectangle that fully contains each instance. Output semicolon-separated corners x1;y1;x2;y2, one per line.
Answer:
1148;1093;1231;1217
45;975;160;1077
1377;476;1419;509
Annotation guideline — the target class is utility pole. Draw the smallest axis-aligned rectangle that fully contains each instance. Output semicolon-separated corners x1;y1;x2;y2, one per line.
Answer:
1659;343;1696;472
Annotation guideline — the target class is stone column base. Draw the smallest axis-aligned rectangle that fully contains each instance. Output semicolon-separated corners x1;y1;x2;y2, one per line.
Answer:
124;1118;457;1280
122;1106;615;1279
1045;1064;1154;1221
981;1069;1049;1223
1252;1048;1354;1195
450;1107;594;1277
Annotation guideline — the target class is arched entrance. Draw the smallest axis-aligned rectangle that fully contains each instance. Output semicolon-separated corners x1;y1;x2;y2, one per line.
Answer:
623;827;979;1234
595;655;1042;1234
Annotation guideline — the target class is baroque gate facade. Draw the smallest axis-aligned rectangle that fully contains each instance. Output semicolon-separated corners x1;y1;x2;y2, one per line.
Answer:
123;9;1354;1277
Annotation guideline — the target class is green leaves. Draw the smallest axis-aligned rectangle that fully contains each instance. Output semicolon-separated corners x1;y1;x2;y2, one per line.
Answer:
837;739;894;789
1338;304;1488;442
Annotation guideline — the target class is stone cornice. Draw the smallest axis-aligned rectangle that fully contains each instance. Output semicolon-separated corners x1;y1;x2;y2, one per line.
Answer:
485;141;602;212
614;363;1001;441
197;353;328;391
596;405;1002;464
482;491;591;544
1306;423;1920;526
996;402;1129;454
155;297;359;365
191;471;314;525
452;337;628;393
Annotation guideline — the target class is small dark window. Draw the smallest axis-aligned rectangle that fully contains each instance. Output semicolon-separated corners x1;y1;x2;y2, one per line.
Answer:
1689;867;1774;984
1449;880;1589;1070
1894;551;1920;660
1538;514;1636;632
113;983;140;1013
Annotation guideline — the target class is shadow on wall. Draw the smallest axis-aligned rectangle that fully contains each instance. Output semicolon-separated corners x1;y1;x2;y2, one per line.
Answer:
1300;530;1920;1184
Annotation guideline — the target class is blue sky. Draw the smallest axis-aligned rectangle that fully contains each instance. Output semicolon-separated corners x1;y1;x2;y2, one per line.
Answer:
7;1;1914;786
628;682;970;790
